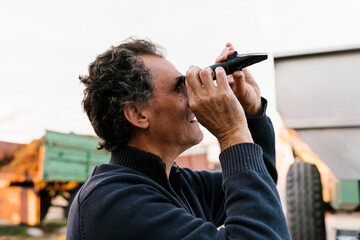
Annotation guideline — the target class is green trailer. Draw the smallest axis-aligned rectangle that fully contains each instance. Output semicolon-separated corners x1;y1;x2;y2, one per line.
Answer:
0;130;110;225
43;130;109;182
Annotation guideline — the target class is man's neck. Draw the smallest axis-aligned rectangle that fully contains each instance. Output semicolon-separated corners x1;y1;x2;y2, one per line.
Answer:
127;139;185;178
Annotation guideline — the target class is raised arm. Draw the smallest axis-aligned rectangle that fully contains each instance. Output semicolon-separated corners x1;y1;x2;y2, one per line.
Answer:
183;61;290;239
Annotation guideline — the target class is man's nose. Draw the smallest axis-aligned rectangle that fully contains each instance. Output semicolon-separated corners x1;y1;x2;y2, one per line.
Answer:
183;88;189;107
180;88;190;108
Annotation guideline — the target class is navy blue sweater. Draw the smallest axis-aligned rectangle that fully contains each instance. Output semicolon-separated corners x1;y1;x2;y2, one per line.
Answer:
67;101;291;239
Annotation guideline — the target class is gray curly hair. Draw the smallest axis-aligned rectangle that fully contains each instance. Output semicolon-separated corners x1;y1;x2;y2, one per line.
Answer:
80;37;165;152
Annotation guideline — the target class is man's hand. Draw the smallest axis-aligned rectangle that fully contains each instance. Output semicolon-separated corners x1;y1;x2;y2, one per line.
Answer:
216;43;262;117
185;66;253;151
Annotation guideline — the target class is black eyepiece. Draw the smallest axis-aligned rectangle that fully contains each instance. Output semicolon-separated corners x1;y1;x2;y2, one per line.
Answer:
181;52;267;82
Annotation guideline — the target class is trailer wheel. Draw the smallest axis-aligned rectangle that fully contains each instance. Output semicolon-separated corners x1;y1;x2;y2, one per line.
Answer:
286;160;326;240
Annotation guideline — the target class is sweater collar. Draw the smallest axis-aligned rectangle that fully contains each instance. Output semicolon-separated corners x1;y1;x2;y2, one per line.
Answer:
109;145;169;185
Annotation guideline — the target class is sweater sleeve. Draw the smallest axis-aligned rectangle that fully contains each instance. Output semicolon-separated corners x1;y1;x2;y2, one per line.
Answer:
186;97;278;227
176;98;289;239
247;97;277;183
219;143;291;239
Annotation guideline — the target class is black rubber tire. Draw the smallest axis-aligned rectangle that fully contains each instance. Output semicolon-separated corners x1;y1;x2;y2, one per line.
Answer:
286;160;326;240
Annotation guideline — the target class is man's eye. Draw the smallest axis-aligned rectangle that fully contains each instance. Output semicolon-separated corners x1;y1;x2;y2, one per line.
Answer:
175;81;185;91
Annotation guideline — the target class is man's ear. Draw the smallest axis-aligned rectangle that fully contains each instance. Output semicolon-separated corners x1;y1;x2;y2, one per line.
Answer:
123;102;149;129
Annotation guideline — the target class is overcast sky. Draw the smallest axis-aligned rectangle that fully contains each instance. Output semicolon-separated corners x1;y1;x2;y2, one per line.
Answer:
1;0;360;143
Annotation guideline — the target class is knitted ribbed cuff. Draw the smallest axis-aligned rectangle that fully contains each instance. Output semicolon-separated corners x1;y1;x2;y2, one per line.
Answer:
219;143;267;178
247;97;270;136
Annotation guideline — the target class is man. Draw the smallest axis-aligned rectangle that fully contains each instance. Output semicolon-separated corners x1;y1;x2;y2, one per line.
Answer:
67;38;291;239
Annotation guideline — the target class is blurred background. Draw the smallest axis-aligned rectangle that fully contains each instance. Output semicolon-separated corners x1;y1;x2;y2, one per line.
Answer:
0;0;359;239
1;0;359;143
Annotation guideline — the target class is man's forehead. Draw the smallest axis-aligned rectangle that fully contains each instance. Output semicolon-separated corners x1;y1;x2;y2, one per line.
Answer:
139;55;181;83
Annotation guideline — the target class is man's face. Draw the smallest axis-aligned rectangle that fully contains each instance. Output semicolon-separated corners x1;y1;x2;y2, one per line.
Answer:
140;55;204;152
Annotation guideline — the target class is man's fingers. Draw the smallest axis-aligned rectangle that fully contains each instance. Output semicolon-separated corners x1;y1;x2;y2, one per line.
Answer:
215;67;231;90
232;70;247;94
199;68;216;91
225;42;234;48
242;68;256;85
215;49;235;62
215;43;235;63
185;66;202;92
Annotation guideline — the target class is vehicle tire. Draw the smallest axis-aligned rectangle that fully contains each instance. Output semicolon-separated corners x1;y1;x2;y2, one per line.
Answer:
286;160;326;240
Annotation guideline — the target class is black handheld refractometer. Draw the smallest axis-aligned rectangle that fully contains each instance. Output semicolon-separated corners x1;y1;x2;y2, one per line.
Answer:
181;51;268;83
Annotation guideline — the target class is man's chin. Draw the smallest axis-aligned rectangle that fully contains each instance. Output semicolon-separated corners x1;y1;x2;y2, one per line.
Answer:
190;131;204;147
198;131;204;143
